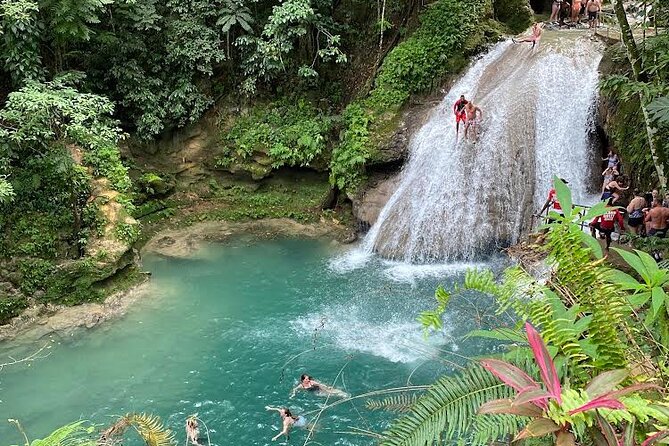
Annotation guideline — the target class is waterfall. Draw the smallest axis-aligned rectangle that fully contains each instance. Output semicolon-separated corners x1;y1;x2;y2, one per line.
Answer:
362;35;603;263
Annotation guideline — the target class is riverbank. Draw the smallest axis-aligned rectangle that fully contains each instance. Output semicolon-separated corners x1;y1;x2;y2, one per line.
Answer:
0;218;352;342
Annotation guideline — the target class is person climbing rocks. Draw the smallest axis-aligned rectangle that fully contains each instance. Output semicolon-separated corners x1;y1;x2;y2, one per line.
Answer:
644;199;669;238
452;94;468;136
627;189;646;235
290;374;348;398
603;149;620;171
601;174;628;204
513;22;543;49
601;166;618;193
463;101;483;142
265;406;307;441
589;198;625;255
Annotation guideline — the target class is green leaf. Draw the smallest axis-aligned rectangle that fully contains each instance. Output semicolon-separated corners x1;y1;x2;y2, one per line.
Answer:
603;269;642;290
629;291;652;307
580;231;603;259
647;96;669;124
553;176;572;219
514;418;561;440
465;328;526;343
651;286;667;318
612;248;651;283
585;369;629;398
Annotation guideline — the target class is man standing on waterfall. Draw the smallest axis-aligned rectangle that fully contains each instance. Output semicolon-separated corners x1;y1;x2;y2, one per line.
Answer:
452;94;468;137
464;101;483;142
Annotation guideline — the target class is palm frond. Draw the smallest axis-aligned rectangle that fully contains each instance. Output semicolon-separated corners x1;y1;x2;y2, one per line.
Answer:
379;365;517;446
100;413;175;446
366;393;421;413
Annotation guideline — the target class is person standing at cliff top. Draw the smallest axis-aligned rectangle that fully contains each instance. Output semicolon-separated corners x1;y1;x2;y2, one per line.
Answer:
452;94;468;136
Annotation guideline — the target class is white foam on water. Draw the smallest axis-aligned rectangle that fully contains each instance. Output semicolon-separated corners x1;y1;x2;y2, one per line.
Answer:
381;260;489;284
290;305;452;363
358;35;603;263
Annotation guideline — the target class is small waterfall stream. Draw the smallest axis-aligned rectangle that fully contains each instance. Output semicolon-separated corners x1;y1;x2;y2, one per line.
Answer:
362;35;603;263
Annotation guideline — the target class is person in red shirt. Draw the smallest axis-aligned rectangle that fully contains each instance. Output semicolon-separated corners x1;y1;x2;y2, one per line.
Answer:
453;95;468;135
539;178;569;222
589;199;625;254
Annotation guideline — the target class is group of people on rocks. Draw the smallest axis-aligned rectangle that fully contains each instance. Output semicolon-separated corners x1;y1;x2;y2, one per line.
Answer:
549;0;602;28
540;149;669;257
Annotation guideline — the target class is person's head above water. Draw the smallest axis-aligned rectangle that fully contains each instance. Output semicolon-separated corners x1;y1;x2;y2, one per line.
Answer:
300;374;311;382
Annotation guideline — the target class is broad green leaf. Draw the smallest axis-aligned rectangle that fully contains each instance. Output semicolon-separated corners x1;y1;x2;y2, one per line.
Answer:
647;96;669;124
585;369;629;398
651;286;667;317
583;200;609;221
579;231;603;259
514;418;561;440
553;176;572;218
612;248;651;283
603;268;642;290
557;431;576;446
629;291;652;307
636;249;662;280
478;398;543;417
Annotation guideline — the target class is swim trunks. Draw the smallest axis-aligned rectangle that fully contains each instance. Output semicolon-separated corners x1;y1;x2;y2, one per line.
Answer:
628;216;643;227
294;416;307;428
456;112;466;123
588;10;597;20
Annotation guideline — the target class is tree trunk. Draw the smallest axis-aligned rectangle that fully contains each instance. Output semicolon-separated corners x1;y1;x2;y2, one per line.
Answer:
613;0;667;189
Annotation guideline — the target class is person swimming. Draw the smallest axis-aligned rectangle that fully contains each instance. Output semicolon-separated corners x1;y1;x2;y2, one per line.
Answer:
290;374;348;398
265;406;307;441
186;415;200;446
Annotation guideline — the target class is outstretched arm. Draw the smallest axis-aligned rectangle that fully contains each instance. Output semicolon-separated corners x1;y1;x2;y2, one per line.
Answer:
290;385;302;398
272;420;291;441
265;406;282;413
540;197;551;214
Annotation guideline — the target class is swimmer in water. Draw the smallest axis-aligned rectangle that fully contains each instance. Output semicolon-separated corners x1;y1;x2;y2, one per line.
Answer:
290;374;348;398
186;415;200;446
265;406;307;441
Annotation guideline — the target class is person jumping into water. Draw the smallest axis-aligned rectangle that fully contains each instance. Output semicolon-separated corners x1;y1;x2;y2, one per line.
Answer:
513;22;543;49
265;406;307;441
453;94;468;136
290;374;348;398
463;101;482;142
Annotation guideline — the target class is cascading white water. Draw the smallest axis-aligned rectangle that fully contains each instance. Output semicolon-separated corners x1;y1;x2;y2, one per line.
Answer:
361;34;603;263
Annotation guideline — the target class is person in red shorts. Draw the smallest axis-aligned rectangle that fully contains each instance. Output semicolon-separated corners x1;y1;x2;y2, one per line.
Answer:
590;198;625;255
453;94;468;136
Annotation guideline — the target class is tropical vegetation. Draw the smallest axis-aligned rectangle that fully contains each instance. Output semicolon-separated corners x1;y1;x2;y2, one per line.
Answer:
373;180;669;445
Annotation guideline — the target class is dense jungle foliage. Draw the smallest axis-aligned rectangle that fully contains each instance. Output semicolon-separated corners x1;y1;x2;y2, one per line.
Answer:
0;0;531;321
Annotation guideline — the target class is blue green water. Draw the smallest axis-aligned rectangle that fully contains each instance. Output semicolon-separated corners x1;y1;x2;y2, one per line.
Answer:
0;237;503;445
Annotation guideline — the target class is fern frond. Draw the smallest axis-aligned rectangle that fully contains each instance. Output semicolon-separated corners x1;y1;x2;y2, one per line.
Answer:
380;365;516;446
471;414;526;445
366;394;421;413
100;413;175;446
126;413;175;446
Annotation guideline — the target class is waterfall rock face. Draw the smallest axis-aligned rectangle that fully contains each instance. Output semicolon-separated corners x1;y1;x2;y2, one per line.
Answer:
362;36;602;263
